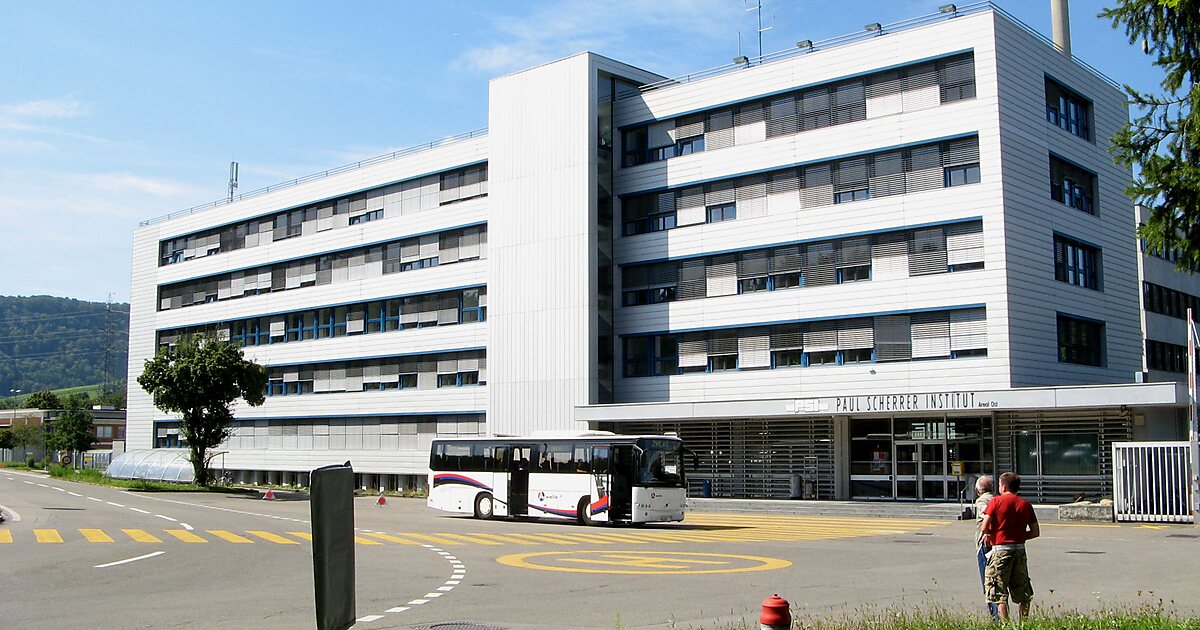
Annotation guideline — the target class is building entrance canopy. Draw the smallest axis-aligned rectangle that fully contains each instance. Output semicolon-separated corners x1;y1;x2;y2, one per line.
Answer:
575;382;1186;423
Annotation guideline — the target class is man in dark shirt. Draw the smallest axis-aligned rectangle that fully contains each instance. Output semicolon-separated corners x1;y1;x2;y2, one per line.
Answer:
980;471;1040;622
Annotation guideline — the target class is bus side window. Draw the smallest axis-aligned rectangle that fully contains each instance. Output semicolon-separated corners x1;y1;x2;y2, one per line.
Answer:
444;443;471;471
469;443;489;471
431;443;446;470
573;445;591;473
591;446;610;475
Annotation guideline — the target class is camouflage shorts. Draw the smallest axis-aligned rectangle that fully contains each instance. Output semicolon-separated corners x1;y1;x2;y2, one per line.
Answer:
985;548;1034;605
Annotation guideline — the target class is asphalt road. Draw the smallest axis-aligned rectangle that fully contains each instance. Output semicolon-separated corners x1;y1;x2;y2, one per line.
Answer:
3;469;1198;629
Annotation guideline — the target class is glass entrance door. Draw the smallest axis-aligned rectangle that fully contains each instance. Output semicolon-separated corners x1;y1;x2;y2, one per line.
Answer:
894;442;920;500
921;442;948;500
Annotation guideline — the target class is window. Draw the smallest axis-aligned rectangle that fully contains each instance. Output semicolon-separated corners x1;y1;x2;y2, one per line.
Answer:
834;188;869;204
709;354;738;371
96;426;113;439
945;164;980;187
1016;430;1100;476
772;349;804;367
676;136;704;156
1045;77;1091;141
1143;282;1200;321
1049;155;1097;214
806;350;839;365
1147;339;1189;373
349;209;383;225
1053;235;1100;290
706;203;736;223
1057;314;1104;366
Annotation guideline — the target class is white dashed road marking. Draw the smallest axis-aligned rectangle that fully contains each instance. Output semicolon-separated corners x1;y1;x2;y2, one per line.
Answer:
94;551;166;569
129;508;151;515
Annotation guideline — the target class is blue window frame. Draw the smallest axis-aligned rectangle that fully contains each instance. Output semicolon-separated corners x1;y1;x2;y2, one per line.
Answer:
706;203;736;223
945;164;980;187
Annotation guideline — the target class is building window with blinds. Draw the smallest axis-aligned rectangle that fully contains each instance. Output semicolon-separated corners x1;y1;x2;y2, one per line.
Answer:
159;163;487;267
620;136;980;236
1146;339;1188;373
265;351;486;397
1053;235;1100;290
620;221;984;306
621;308;986;377
1049;155;1097;214
620;53;975;169
1057;314;1104;367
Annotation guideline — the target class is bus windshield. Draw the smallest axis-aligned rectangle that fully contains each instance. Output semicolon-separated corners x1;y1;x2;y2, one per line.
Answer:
636;438;685;487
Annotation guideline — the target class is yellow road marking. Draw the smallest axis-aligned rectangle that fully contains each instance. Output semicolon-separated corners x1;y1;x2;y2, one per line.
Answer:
35;529;63;543
0;531;12;543
123;529;162;543
559;533;614;544
165;530;207;543
395;533;464;546
498;550;792;575
289;532;313;541
354;536;382;546
80;528;114;543
248;530;299;545
506;532;579;545
363;533;421;545
208;530;254;544
431;533;502;545
466;532;540;545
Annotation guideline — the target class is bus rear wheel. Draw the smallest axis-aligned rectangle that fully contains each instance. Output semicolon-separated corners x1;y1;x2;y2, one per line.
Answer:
474;492;494;519
577;497;595;526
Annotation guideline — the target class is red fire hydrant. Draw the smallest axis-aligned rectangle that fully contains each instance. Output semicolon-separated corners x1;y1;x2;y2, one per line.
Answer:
760;593;791;629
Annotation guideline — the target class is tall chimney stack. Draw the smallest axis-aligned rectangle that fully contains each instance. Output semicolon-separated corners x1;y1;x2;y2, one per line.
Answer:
1051;0;1072;57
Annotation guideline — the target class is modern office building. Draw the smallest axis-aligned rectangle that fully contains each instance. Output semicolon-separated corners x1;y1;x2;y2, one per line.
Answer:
128;3;1188;503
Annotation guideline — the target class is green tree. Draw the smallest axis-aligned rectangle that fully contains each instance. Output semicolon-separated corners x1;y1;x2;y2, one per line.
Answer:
1103;1;1200;266
26;390;62;410
95;385;127;410
9;423;42;452
62;391;91;409
0;429;15;450
137;335;266;486
45;407;96;463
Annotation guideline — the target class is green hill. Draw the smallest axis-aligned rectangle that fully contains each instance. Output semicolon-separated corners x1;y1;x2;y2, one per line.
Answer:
0;295;129;397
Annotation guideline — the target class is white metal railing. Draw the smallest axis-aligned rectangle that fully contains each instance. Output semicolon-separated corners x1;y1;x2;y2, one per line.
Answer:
1112;441;1194;523
139;127;488;227
618;1;1118;101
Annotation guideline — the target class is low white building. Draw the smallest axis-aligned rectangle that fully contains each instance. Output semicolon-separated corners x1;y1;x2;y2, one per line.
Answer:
127;3;1187;502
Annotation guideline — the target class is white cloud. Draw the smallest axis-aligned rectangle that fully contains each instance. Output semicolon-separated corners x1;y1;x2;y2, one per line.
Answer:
77;173;197;198
2;97;89;119
453;0;742;75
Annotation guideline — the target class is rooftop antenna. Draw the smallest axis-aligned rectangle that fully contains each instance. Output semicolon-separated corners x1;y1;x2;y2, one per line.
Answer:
228;161;239;202
744;0;774;59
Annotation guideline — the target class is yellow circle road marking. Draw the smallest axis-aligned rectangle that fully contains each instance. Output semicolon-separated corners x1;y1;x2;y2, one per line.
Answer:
496;550;792;575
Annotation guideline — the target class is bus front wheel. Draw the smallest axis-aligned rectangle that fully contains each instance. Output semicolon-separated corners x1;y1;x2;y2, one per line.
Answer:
474;493;494;519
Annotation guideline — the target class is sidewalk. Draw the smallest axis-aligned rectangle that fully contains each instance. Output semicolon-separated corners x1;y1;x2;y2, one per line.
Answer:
687;497;1062;521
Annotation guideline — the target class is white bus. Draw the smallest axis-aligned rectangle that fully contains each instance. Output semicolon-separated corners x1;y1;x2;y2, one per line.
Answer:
427;432;688;525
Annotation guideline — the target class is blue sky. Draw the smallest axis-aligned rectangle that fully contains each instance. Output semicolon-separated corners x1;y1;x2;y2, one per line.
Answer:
0;1;1160;304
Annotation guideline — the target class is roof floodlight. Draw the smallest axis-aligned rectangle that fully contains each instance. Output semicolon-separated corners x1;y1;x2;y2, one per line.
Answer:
939;4;958;15
733;55;750;65
796;39;813;50
865;23;882;32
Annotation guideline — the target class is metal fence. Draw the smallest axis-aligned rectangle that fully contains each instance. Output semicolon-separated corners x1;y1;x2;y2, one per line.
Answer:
1112;441;1194;523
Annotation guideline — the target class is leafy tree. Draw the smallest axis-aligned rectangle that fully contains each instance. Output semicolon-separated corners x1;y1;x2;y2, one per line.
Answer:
137;335;266;486
26;390;62;410
45;407;96;462
62;391;91;409
9;423;42;452
95;385;127;410
1102;1;1200;267
0;429;15;450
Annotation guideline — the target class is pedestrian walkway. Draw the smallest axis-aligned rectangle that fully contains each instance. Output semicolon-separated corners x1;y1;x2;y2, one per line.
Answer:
0;513;950;546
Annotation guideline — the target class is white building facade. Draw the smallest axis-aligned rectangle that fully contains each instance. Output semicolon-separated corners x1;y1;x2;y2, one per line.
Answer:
128;4;1185;502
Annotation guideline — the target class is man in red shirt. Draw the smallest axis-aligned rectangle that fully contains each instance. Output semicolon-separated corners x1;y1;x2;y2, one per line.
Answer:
980;471;1040;622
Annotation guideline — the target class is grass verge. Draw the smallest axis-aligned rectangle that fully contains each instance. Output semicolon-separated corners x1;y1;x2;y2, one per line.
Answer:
727;605;1200;629
46;464;254;494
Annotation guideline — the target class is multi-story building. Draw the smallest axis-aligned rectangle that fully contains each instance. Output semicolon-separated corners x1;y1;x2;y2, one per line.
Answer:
127;3;1188;503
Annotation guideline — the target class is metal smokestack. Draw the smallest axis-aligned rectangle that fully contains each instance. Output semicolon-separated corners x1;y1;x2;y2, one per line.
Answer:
1051;0;1071;57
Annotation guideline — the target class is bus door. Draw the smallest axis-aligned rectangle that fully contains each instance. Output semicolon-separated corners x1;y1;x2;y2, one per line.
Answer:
609;444;635;521
590;445;612;522
508;445;531;516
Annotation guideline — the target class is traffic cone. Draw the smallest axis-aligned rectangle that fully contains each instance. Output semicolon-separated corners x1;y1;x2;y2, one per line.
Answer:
376;493;388;507
263;487;276;500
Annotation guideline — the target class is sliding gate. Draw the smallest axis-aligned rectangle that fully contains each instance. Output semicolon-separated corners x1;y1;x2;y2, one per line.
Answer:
1112;442;1194;523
